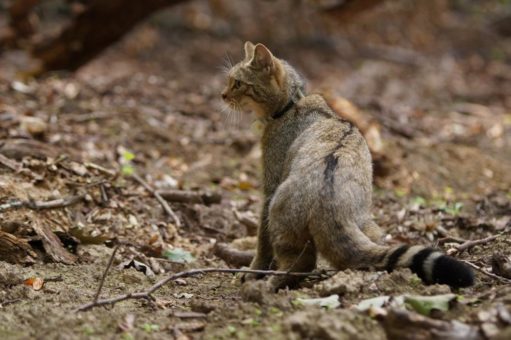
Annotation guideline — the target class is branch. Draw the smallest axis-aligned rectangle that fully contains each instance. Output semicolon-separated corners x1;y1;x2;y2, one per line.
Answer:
94;246;120;303
0;194;84;212
76;268;328;312
461;260;511;284
157;189;222;205
451;231;508;254
131;173;181;228
213;242;254;267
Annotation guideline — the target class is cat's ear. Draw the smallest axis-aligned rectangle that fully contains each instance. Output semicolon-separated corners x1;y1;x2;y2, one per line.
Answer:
250;43;274;73
244;41;255;61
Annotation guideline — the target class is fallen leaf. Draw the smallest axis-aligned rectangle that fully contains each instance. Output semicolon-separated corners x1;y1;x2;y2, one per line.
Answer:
295;294;341;309
163;248;195;263
118;259;155;277
355;295;405;311
405;294;457;316
24;277;44;290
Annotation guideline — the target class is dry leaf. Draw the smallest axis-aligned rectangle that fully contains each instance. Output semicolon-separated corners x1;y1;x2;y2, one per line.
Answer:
24;277;44;290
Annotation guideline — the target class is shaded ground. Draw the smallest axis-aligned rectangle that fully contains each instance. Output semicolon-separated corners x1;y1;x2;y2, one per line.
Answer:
1;3;511;339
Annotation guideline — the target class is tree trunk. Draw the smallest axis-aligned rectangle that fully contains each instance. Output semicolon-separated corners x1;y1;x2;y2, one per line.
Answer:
31;0;190;72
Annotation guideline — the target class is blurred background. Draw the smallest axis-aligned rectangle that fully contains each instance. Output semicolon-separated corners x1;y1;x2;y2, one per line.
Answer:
1;0;510;197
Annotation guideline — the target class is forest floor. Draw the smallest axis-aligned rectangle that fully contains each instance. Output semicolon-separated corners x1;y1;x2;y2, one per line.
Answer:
1;23;511;340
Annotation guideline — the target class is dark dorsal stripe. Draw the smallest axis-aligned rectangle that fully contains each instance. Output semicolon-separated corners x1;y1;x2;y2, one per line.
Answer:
272;99;295;119
410;248;436;283
385;245;410;272
323;153;339;190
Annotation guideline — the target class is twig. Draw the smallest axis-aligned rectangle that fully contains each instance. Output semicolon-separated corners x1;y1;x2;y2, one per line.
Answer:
83;162;117;177
437;236;467;245
94;246;120;303
213;242;254;267
131;174;181;228
157;189;221;205
461;260;511;284
44;275;64;283
76;268;327;312
0;195;84;212
454;231;508;254
0;153;22;171
0;299;22;307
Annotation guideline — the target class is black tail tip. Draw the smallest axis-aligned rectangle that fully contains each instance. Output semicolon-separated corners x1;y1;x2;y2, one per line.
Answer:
432;256;475;288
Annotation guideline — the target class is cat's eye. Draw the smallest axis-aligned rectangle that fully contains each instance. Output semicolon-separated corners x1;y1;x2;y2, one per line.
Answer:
233;79;242;89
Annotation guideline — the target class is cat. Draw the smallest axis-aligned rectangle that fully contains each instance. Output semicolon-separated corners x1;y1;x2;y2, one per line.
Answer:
221;41;474;291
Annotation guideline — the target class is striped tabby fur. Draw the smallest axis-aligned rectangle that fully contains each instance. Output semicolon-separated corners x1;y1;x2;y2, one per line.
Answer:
221;42;474;290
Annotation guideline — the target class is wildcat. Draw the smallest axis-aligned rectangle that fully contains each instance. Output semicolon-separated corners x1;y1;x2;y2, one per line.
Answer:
221;41;474;290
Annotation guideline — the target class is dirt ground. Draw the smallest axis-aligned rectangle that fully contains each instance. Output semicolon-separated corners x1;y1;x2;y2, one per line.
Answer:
1;2;511;339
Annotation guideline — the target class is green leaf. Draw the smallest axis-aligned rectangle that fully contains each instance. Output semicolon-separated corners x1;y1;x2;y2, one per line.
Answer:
163;248;195;263
122;151;135;162
295;294;340;309
445;202;463;216
410;196;427;206
404;294;457;316
227;325;237;335
121;164;134;176
142;323;159;333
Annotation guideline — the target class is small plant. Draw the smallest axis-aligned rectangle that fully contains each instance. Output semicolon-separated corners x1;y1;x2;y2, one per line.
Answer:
142;323;159;333
120;150;135;176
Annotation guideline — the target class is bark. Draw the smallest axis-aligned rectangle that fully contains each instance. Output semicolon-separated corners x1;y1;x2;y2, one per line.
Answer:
8;0;41;38
0;230;37;264
32;220;77;264
32;0;190;72
317;0;386;21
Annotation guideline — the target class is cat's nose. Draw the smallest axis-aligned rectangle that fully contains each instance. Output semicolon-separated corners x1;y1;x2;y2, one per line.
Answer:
221;91;227;100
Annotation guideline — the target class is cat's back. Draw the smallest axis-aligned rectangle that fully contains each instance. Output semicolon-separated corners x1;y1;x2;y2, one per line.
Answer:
288;94;370;170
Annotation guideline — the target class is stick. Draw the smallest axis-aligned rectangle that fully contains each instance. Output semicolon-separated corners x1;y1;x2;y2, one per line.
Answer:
455;232;507;253
213;242;254;267
0;195;84;212
76;268;328;312
94;246;119;303
437;236;466;245
83;162;117;177
0;153;22;171
461;260;511;284
157;189;221;205
131;174;181;228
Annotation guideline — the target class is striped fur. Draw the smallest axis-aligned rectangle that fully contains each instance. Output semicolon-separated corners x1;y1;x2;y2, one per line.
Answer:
380;246;473;287
222;42;474;290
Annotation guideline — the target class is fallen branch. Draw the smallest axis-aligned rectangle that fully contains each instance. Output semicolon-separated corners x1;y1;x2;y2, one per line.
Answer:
76;268;328;312
131;174;181;228
454;232;507;253
157;189;221;205
94;246;120;303
461;260;511;284
0;194;84;212
213;242;254;267
0;153;22;171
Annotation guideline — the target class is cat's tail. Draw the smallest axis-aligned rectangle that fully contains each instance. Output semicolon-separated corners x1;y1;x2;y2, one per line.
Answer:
378;245;474;288
317;221;474;288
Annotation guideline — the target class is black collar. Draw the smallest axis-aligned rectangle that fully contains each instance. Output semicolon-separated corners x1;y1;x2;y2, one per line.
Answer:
271;99;295;119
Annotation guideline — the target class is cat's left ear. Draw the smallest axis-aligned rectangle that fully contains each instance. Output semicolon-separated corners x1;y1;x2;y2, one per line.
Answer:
244;41;255;61
249;43;274;73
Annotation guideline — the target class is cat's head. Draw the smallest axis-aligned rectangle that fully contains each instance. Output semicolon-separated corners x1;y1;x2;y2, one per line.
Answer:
221;42;304;118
